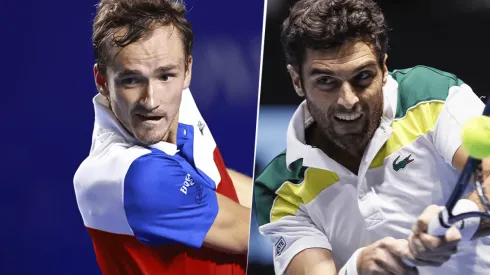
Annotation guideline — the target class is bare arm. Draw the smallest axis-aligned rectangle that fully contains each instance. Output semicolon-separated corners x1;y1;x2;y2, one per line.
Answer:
286;239;421;275
286;248;337;275
227;168;252;208
203;193;250;255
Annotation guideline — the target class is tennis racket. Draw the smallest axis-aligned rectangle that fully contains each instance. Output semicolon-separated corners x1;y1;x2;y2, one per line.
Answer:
427;96;490;237
404;96;490;268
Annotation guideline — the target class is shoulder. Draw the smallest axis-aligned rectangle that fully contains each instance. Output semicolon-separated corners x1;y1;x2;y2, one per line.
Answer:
124;149;188;196
254;151;305;225
127;148;183;175
73;142;153;234
390;65;464;119
74;141;152;193
256;151;305;189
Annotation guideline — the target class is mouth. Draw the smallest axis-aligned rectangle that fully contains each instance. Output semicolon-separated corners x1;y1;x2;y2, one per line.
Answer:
334;113;363;123
136;114;164;122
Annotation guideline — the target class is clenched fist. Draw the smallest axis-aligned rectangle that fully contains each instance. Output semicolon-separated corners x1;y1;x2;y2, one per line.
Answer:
357;237;418;275
407;205;462;267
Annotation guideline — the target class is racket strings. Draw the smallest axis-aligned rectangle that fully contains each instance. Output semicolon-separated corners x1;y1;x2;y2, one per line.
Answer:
474;163;490;214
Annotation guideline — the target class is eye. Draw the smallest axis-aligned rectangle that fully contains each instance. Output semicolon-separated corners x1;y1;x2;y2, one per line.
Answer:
354;71;374;87
358;71;373;80
316;76;337;88
356;71;373;81
121;77;140;86
159;74;175;82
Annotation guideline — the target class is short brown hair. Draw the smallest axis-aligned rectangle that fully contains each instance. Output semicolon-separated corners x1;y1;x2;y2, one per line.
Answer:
282;0;389;70
92;0;193;72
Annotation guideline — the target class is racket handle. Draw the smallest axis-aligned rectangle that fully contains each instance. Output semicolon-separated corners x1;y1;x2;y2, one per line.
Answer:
428;200;481;240
404;200;481;268
402;208;450;268
428;207;450;236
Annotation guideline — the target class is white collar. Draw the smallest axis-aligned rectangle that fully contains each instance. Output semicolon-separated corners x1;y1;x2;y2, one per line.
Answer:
92;94;178;155
285;74;399;171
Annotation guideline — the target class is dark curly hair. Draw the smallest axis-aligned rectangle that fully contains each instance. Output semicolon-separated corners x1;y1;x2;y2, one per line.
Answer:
92;0;193;73
281;0;389;71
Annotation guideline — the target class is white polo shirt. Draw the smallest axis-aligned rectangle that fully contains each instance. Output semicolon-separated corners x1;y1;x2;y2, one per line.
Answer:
255;66;490;275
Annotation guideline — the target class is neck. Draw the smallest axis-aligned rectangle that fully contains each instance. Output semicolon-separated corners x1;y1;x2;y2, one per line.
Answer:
166;112;179;144
306;123;367;175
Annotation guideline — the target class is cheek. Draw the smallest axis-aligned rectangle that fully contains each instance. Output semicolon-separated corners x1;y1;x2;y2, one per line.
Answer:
110;88;133;112
308;89;335;111
361;78;384;107
307;92;336;123
362;87;383;111
153;84;183;112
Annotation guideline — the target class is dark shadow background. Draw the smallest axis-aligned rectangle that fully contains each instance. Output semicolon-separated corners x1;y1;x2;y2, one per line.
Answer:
0;0;263;274
248;1;490;274
261;0;490;106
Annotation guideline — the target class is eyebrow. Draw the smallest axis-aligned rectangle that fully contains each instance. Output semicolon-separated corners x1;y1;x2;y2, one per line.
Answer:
309;60;378;76
154;64;180;74
116;64;180;78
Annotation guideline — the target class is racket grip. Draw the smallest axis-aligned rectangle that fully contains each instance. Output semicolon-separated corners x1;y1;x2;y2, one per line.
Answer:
428;200;481;240
427;209;449;236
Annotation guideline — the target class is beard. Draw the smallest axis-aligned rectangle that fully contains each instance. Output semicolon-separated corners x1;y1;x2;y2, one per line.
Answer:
306;91;384;155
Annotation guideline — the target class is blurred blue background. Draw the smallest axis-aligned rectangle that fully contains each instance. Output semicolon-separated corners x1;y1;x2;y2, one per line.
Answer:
0;1;263;274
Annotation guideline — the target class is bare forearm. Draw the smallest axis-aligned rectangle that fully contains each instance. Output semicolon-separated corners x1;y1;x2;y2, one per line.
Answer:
227;168;252;208
203;194;250;254
286;248;337;275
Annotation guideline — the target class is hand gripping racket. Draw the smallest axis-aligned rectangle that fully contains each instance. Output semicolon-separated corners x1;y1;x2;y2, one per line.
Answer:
404;96;490;268
428;96;490;237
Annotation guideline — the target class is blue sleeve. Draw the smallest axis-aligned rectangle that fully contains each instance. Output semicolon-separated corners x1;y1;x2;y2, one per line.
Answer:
123;152;219;248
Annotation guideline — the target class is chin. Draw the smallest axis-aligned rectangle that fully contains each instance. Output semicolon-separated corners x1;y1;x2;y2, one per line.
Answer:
133;129;167;145
327;128;368;151
339;134;367;149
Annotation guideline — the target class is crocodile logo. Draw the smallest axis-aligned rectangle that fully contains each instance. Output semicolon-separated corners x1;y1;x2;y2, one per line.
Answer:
393;154;414;171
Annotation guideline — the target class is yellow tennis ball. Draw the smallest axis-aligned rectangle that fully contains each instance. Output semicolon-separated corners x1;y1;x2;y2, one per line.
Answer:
462;115;490;159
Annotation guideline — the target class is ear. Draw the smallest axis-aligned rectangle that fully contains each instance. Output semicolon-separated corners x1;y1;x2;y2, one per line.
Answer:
94;64;109;97
382;54;389;85
287;64;305;97
183;56;193;90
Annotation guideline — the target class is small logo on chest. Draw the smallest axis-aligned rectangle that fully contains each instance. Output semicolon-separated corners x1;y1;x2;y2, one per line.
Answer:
197;121;206;135
392;154;414;171
180;174;195;195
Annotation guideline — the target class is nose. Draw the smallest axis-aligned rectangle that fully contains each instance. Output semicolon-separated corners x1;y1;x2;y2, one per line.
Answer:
337;82;359;110
140;82;157;110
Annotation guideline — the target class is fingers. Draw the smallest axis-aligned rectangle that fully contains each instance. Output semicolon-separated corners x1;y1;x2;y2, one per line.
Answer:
375;245;405;274
381;238;419;274
407;227;460;267
409;204;461;267
445;226;463;243
360;237;419;275
412;205;441;235
415;232;459;253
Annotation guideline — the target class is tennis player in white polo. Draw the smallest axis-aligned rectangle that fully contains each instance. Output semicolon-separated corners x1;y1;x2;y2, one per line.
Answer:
254;0;490;274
